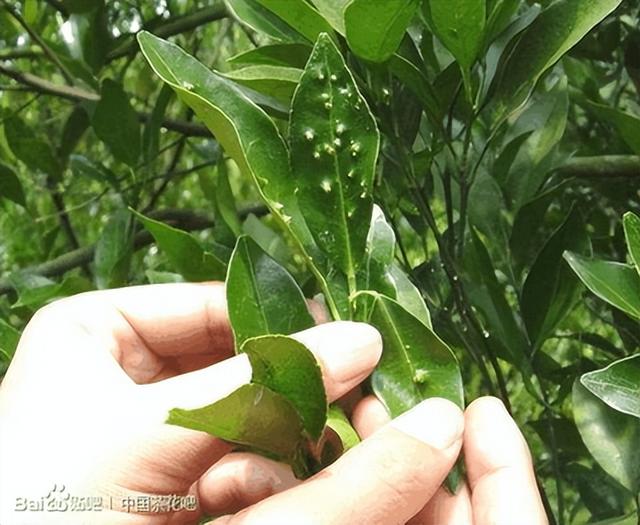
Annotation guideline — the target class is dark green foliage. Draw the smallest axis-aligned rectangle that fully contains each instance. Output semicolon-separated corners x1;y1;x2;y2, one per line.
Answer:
2;0;640;520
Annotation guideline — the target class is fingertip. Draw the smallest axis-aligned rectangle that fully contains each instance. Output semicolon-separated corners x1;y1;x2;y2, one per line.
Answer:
292;321;382;400
391;398;464;451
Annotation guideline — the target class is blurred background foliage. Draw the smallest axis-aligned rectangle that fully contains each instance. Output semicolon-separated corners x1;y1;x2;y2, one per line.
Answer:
2;0;640;523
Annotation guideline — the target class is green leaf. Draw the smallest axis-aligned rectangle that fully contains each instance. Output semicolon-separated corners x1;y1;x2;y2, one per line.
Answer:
241;335;326;440
361;206;431;327
0;318;21;364
256;0;337;44
145;270;184;284
290;33;379;288
228;44;312;69
59;106;90;160
226;236;314;347
214;160;243;240
624;212;640;275
92;79;141;167
4;116;62;179
69;155;120;190
224;65;302;103
142;84;173;165
242;214;293;268
581;355;640;419
167;383;304;460
326;405;360;452
224;0;307;42
585;102;640;155
94;209;134;289
573;380;640;493
494;0;623;116
132;210;227;282
0;161;26;207
564;463;630;521
368;294;463;417
137;31;319;265
564;252;640;320
10;274;92;310
345;0;420;63
522;207;590;348
424;0;486;94
310;0;349;34
463;229;531;372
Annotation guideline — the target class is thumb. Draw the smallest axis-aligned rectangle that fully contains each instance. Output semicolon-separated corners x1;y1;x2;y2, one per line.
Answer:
215;398;463;525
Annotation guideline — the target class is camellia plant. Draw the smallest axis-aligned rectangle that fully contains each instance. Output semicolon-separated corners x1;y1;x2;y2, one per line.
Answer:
135;29;463;478
2;0;640;523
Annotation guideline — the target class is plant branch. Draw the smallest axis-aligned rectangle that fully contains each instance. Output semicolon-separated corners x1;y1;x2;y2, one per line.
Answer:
557;155;640;178
0;205;268;296
0;65;211;137
106;4;228;61
2;1;75;84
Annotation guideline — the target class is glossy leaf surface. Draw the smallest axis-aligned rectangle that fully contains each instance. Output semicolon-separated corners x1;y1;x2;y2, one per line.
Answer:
573;381;640;493
137;32;319;262
226;236;314;347
368;294;463;417
132;210;226;282
564;252;640;320
494;0;623;115
581;355;640;419
345;0;420;62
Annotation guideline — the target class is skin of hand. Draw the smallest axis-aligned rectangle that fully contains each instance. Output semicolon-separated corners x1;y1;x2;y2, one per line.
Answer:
0;282;548;525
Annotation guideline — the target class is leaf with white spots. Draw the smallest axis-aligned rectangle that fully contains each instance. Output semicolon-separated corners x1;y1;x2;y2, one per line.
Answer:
290;33;380;293
366;293;463;417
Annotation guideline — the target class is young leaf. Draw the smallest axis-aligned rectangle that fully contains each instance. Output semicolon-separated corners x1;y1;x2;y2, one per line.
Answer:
255;0;336;44
494;0;623;116
581;355;640;419
361;206;431;327
241;335;327;440
424;0;486;95
226;236;314;347
368;294;464;417
344;0;420;63
137;32;320;266
92;79;141;167
290;33;380;290
223;65;302;103
94;209;134;289
132;210;227;282
573;380;640;494
326;405;360;452
0;162;26;207
310;0;349;35
623;211;640;275
564;252;640;320
167;383;304;460
522;207;590;348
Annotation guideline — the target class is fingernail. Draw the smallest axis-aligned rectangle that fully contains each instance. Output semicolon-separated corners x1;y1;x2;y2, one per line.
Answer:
297;321;382;385
391;398;463;450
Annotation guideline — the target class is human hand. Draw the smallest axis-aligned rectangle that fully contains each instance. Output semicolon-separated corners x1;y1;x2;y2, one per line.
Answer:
204;396;547;525
0;282;381;524
0;282;548;525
